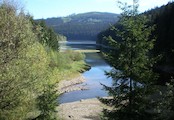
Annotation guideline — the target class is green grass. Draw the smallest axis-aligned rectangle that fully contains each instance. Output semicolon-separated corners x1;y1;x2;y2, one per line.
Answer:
47;49;89;83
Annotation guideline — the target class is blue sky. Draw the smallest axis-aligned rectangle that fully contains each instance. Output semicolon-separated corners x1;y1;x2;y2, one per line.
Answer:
24;0;171;19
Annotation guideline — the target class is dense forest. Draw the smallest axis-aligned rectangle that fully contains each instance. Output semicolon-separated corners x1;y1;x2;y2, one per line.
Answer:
97;1;174;82
0;1;87;120
145;2;174;66
39;12;119;40
99;1;174;120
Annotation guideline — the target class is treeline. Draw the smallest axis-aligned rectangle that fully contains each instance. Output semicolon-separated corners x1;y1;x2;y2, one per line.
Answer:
54;22;107;40
97;1;174;80
42;12;119;40
0;1;85;120
144;2;174;66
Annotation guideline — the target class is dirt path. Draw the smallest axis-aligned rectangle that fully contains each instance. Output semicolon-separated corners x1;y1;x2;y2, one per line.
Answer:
57;98;104;120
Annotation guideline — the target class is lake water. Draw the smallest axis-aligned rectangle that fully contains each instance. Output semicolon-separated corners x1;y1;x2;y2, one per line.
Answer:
59;41;112;103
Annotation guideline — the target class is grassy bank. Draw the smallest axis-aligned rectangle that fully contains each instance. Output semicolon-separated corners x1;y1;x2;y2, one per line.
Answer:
48;49;89;84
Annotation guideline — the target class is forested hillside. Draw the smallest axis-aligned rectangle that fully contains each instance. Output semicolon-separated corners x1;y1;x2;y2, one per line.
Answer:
145;2;174;66
97;2;174;69
39;12;119;40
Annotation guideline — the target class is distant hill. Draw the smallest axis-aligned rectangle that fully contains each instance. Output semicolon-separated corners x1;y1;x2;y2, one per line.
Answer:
38;12;119;41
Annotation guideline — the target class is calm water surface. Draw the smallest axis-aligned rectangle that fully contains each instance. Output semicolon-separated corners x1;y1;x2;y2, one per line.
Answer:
59;41;112;103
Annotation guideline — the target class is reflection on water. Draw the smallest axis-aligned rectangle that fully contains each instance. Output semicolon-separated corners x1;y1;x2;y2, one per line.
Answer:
59;41;112;103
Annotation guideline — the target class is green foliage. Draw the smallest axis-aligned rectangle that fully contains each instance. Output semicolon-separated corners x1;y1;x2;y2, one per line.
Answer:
31;19;66;51
64;50;85;62
0;1;87;120
48;49;85;70
99;1;158;120
0;2;50;119
36;84;58;120
98;2;174;67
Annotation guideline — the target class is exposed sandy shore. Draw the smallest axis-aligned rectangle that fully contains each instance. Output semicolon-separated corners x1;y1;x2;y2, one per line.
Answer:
57;75;105;120
57;98;104;120
58;75;88;94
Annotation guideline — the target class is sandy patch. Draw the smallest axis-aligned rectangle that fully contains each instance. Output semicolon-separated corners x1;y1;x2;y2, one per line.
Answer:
57;98;103;120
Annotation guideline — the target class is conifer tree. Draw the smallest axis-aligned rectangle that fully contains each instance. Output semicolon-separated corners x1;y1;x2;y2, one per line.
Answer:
99;0;158;119
36;84;59;120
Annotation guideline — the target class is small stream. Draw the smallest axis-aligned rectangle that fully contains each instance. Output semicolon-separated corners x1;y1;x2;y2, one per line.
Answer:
59;41;112;103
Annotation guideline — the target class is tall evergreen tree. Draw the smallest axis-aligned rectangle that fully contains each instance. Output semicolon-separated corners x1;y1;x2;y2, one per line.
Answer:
35;84;59;120
99;0;158;119
31;20;60;51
